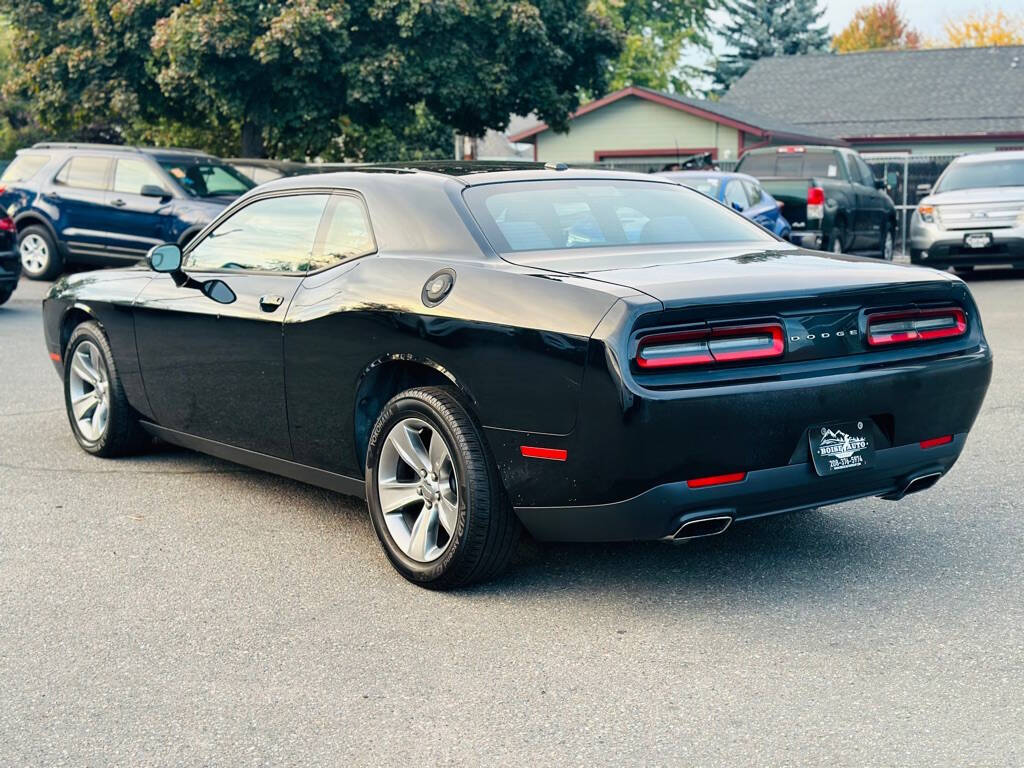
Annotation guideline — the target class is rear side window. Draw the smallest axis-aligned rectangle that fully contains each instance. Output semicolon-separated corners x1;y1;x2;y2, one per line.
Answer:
113;158;168;195
309;195;375;271
738;150;841;179
185;193;330;273
464;179;773;254
1;153;51;182
55;156;112;190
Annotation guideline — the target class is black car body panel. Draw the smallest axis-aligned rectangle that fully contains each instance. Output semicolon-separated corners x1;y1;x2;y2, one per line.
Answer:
42;166;992;542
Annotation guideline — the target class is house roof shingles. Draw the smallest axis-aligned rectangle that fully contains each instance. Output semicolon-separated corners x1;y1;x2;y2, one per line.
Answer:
721;46;1024;141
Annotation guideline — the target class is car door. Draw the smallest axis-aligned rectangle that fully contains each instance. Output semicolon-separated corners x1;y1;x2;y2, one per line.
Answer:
133;191;332;458
105;156;175;258
843;153;876;248
47;155;116;256
855;155;888;247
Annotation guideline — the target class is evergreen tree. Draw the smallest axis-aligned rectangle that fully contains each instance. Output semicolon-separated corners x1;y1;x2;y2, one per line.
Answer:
709;0;830;95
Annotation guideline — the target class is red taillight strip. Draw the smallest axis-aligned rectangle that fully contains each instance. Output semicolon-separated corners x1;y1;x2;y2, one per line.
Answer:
636;323;784;370
920;435;953;449
687;472;747;489
866;307;966;346
521;446;568;461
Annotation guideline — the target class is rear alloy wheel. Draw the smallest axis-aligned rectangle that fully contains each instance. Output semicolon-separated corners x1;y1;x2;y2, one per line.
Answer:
18;226;63;281
366;386;520;589
880;227;894;261
64;322;149;457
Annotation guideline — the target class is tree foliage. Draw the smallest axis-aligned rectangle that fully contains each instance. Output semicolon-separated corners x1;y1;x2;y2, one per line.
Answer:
941;9;1024;48
833;1;920;53
593;0;715;94
709;0;830;95
0;0;619;159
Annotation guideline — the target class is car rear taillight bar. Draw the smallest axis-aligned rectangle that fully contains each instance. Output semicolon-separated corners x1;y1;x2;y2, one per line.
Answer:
636;323;784;370
865;307;967;347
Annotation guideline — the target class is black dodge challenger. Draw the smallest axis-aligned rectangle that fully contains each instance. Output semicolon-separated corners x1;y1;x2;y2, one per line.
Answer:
43;163;993;588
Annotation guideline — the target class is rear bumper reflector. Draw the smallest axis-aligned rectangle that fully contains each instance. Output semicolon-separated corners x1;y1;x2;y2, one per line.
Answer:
920;435;953;449
687;472;747;489
521;446;568;461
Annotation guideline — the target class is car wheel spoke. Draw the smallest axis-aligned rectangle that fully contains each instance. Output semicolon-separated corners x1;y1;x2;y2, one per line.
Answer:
428;429;448;473
378;478;422;515
72;391;99;420
438;496;458;536
406;503;439;561
71;356;98;387
388;423;430;475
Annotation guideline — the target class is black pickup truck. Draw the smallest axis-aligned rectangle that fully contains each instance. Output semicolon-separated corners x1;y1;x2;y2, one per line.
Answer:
735;145;897;259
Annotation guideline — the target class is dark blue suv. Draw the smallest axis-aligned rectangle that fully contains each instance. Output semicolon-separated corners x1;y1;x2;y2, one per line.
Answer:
0;143;255;280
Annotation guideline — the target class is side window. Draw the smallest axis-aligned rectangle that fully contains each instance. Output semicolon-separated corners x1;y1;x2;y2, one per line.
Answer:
1;153;51;182
185;194;330;273
856;157;877;187
843;154;864;184
309;195;376;271
723;180;750;211
742;181;763;206
54;156;112;190
113;158;168;195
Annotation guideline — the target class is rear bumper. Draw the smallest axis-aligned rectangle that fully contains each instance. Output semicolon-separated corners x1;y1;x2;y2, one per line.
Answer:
515;435;966;542
0;249;20;286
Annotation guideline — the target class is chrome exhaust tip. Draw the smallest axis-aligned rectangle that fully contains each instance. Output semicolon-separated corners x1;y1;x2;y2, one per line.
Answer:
883;471;943;501
672;515;733;541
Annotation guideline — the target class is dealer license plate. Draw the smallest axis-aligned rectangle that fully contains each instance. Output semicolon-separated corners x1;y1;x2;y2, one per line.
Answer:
964;232;993;249
808;420;875;476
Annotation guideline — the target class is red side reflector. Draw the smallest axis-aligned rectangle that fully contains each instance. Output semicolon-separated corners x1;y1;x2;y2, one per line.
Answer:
0;216;14;232
687;472;746;489
521;446;567;461
48;352;61;362
866;307;967;346
920;435;953;449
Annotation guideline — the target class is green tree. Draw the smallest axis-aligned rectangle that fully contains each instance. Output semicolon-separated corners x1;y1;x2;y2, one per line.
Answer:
709;0;830;95
0;0;619;159
594;0;715;93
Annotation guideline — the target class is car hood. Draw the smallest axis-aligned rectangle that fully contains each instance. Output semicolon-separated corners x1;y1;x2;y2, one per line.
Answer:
925;186;1024;206
504;243;956;307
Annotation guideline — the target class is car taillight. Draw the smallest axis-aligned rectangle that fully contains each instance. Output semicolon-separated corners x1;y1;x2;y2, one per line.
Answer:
0;216;14;232
636;323;784;369
777;146;805;153
866;307;967;346
807;186;825;221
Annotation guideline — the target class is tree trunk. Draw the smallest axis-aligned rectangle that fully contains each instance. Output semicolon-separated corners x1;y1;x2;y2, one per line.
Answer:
240;120;266;158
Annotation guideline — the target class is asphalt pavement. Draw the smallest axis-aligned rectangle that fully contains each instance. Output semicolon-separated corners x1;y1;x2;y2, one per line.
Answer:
1;271;1022;766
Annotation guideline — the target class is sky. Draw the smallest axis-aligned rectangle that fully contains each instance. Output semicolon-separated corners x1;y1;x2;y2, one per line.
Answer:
818;0;1024;39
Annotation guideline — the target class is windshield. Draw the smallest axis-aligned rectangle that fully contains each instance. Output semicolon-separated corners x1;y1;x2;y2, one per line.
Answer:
158;159;254;198
671;176;721;198
464;179;774;254
737;150;842;179
935;159;1024;192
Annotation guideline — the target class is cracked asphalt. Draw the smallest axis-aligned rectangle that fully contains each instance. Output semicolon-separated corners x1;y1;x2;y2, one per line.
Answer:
1;271;1022;766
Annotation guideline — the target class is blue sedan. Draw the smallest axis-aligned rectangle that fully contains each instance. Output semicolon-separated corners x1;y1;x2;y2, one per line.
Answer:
659;171;791;239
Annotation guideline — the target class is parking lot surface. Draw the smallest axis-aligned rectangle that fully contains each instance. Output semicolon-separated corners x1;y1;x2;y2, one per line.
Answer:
1;272;1022;766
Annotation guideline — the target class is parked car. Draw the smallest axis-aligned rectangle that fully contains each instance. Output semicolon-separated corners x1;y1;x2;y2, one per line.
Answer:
736;145;897;258
224;158;310;184
658;170;791;238
43;164;991;588
0;143;255;280
910;150;1024;272
0;214;19;305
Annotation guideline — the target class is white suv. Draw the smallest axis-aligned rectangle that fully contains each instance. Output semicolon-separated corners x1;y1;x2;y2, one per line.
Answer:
910;150;1024;273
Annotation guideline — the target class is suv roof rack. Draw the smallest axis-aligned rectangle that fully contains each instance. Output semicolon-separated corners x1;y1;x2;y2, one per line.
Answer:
31;142;212;156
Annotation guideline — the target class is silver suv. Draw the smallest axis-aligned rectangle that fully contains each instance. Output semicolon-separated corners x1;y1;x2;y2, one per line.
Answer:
910;150;1024;272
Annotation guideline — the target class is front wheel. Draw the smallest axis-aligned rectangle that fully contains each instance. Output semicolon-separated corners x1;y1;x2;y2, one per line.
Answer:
63;322;149;456
365;386;520;589
880;225;894;261
828;225;846;254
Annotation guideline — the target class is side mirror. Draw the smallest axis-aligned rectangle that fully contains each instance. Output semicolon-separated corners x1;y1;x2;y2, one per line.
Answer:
874;177;885;190
140;184;170;199
916;183;932;197
731;201;744;212
147;243;182;273
201;279;236;304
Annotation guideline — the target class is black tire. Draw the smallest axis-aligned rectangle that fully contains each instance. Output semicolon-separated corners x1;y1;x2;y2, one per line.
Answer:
0;287;12;306
365;386;520;589
827;223;847;254
878;222;894;260
18;225;64;281
63;321;149;457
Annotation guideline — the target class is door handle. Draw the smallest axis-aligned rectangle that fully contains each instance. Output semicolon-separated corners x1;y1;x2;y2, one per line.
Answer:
110;198;127;207
259;294;284;312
